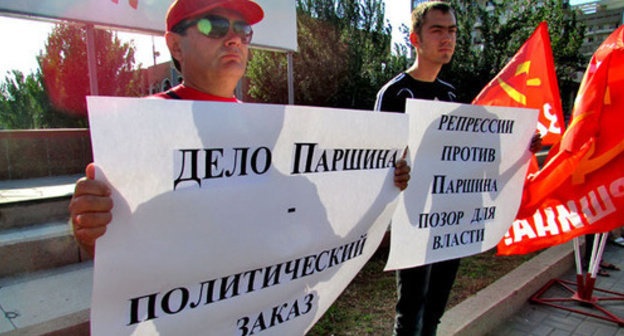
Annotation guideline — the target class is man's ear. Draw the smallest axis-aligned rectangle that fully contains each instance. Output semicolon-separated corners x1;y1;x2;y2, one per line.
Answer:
166;32;183;65
409;32;419;48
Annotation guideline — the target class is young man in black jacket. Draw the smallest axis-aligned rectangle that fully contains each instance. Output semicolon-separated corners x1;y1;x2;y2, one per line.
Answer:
375;2;458;335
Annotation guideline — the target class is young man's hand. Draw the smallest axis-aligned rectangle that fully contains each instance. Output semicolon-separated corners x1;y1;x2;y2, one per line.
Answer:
394;159;411;191
530;133;543;153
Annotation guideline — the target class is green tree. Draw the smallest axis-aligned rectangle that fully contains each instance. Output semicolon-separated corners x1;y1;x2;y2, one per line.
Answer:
0;69;94;129
246;0;409;110
38;24;144;117
442;0;586;112
0;70;47;129
0;24;145;129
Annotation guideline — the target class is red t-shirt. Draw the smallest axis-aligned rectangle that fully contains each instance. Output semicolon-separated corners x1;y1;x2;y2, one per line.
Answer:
149;84;241;103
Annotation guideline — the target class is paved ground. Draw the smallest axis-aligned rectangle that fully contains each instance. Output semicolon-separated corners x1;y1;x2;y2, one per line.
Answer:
489;240;624;336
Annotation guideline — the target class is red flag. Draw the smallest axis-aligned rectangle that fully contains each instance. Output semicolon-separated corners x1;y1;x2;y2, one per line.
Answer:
473;22;565;146
498;26;624;255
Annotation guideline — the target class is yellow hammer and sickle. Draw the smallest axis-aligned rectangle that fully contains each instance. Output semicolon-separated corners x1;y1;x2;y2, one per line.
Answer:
496;61;542;106
571;138;624;184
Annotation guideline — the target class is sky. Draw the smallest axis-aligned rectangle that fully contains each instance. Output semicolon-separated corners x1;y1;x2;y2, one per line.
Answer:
0;0;596;83
0;15;171;80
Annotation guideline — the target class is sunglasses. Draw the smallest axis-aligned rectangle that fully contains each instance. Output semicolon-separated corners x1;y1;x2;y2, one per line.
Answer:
172;15;253;44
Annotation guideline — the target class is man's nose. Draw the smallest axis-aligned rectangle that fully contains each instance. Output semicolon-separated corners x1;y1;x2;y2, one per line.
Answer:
442;30;454;42
223;27;242;46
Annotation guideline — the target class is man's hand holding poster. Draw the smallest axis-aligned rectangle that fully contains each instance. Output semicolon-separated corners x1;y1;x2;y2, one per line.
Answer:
385;99;539;270
87;97;407;335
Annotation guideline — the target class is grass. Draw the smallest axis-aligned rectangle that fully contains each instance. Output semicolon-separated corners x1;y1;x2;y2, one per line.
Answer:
307;246;537;335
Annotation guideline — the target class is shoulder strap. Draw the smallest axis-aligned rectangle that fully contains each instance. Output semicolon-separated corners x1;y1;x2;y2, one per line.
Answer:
165;90;182;99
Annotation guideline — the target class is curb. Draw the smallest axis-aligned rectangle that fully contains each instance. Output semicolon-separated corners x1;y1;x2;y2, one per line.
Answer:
2;309;89;336
438;241;575;336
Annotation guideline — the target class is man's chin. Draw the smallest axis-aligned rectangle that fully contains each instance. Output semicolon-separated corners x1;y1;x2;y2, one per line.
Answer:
440;55;454;64
220;57;245;67
220;62;246;77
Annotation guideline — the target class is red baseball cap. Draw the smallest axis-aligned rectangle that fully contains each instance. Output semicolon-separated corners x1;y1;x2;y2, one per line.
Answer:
166;0;264;32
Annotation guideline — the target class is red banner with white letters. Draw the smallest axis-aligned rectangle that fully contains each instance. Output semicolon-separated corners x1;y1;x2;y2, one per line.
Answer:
497;26;624;255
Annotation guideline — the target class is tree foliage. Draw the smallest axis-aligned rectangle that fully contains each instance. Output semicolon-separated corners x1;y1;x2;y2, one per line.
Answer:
248;0;585;115
0;69;90;129
442;0;586;111
1;24;145;129
246;0;410;110
0;70;48;129
38;24;144;117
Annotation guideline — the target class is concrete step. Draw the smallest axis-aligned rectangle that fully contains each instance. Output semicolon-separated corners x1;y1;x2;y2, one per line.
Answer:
0;175;79;231
0;197;71;231
0;176;90;335
0;176;86;278
0;261;92;335
0;221;85;279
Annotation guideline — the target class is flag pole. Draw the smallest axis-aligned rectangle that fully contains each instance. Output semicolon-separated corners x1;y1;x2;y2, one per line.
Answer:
588;233;601;277
532;233;624;326
582;233;609;300
573;237;584;297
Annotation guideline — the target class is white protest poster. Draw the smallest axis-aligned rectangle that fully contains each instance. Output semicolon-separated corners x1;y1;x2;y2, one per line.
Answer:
385;99;539;270
86;97;407;335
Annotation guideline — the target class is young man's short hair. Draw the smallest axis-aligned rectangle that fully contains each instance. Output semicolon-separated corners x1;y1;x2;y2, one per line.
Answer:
411;1;455;36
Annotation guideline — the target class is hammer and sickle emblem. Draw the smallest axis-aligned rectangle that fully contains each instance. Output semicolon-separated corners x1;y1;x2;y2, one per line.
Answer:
496;61;541;106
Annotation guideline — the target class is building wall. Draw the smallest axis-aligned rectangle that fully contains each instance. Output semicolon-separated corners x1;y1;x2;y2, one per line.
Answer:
575;0;624;58
0;130;92;180
141;62;183;96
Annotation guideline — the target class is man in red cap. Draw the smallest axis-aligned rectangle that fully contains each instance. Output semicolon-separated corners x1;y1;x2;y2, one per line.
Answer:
70;0;411;257
153;0;263;100
70;0;265;256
